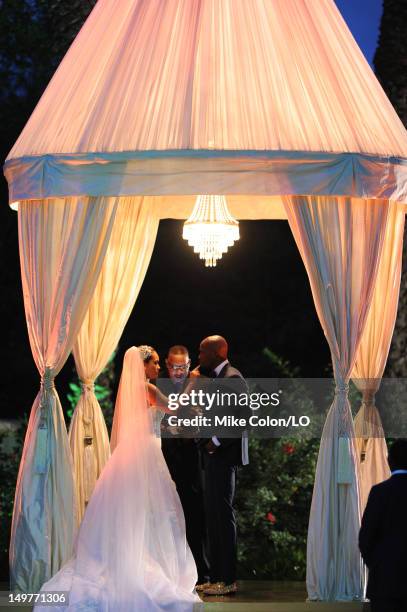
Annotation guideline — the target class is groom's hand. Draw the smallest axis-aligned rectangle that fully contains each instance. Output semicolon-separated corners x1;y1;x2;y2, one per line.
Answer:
190;368;201;378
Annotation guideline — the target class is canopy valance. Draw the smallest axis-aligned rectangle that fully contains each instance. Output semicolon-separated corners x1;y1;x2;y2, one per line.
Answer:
5;151;407;212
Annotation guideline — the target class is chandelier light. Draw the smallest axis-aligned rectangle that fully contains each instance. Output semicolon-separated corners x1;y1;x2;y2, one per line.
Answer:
182;195;240;267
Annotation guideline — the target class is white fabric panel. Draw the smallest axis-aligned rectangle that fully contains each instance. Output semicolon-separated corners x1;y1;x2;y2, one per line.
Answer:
353;404;390;511
352;202;406;511
69;197;160;522
155;195;289;220
68;384;110;524
7;0;407;158
283;195;389;601
10;197;118;593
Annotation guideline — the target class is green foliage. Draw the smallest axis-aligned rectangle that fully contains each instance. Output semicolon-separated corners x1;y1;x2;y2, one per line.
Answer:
262;347;301;378
66;383;112;418
66;350;117;433
236;436;319;579
92;352;116;434
0;417;28;582
236;348;320;579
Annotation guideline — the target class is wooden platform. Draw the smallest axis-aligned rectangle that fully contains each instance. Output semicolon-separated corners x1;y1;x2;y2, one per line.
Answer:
0;581;369;611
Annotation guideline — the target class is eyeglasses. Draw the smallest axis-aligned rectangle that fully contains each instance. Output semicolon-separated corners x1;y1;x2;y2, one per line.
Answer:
167;361;191;372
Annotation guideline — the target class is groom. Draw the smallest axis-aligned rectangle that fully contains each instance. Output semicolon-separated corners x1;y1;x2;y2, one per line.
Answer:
194;335;249;596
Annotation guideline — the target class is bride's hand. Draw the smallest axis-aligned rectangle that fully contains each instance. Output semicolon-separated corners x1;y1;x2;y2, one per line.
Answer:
146;382;173;415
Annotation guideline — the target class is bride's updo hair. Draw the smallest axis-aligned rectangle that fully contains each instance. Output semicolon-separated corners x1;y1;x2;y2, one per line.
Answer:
137;345;155;363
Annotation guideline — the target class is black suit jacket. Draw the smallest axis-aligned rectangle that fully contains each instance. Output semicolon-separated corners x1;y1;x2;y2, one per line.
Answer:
206;362;249;467
359;474;407;601
160;377;192;451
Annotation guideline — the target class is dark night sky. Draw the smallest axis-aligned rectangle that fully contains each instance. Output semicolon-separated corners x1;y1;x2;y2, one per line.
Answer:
335;0;383;67
1;0;384;418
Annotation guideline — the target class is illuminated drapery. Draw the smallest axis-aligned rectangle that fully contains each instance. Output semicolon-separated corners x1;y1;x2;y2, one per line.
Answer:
69;197;159;521
284;195;389;601
352;202;406;511
11;197;118;592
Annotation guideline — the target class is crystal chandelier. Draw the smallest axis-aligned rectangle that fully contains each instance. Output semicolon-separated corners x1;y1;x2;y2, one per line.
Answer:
182;195;240;267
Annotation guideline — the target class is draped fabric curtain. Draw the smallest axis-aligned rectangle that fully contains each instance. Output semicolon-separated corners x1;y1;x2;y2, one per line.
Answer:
69;197;159;522
283;195;389;601
352;202;406;511
11;196;118;593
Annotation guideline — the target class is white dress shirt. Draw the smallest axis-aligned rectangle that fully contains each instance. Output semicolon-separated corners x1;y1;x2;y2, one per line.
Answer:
213;359;229;377
211;360;249;465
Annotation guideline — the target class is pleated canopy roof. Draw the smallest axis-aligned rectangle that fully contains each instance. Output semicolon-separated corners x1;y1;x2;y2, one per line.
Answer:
5;0;407;218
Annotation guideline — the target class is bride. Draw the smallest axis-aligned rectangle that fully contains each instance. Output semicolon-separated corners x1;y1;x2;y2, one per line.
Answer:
34;346;201;611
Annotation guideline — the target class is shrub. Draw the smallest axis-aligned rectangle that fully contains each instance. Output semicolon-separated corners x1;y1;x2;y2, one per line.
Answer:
0;418;28;582
236;436;319;579
235;347;320;579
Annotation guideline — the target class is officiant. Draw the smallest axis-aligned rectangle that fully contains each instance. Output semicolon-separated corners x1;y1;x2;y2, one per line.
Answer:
160;345;210;586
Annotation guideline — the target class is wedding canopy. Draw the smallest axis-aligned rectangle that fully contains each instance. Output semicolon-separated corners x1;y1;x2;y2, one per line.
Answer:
4;0;407;601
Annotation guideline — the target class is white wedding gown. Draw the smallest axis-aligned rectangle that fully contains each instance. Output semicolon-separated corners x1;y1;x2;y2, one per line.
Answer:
34;348;201;611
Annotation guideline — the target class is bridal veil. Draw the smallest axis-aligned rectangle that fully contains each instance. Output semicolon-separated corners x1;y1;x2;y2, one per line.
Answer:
35;347;200;611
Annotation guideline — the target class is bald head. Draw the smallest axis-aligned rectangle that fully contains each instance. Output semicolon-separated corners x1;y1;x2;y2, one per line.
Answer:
202;336;228;357
199;335;229;370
